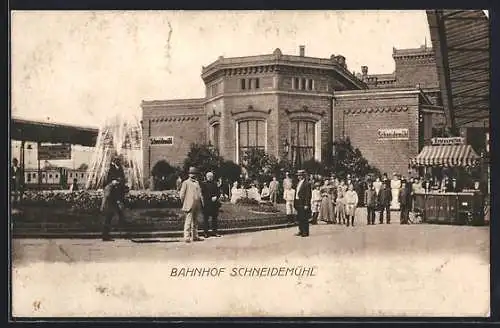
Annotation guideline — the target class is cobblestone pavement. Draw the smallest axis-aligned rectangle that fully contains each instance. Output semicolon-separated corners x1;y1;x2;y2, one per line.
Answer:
12;218;490;317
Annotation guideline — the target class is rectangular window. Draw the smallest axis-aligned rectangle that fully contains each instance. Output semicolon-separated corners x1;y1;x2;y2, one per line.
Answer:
255;78;260;89
291;121;315;166
294;78;299;90
238;120;266;162
211;123;220;149
308;79;313;90
241;79;246;90
301;78;306;90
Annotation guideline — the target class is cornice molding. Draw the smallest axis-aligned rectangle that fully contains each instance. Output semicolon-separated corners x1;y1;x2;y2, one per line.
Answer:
230;105;272;116
285;105;326;117
149;115;202;123
344;106;409;115
208;110;222;122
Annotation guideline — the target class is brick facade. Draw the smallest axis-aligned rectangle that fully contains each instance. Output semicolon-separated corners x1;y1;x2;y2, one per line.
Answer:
141;45;444;181
142;99;206;177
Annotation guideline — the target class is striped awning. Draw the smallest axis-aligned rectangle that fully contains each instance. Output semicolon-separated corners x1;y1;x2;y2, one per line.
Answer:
410;145;481;167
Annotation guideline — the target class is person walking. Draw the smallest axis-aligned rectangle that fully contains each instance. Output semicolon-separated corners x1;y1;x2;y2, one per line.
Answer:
101;156;128;242
364;182;377;225
201;171;221;238
179;166;204;243
344;184;359;227
310;182;322;224
294;170;312;237
378;183;392;224
399;180;411;224
318;179;334;224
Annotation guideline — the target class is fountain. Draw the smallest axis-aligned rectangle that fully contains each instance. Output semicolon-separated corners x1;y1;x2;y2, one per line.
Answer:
85;114;144;190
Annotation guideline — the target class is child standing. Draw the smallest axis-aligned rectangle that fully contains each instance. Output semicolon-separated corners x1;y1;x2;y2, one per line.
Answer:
310;182;322;224
344;184;359;227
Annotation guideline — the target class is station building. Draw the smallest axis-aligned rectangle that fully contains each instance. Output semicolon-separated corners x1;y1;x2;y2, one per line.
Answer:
142;45;447;180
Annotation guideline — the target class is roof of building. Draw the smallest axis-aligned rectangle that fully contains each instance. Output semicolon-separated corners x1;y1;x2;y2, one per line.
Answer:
392;45;435;58
11;117;99;146
426;9;489;128
201;49;367;90
141;98;205;107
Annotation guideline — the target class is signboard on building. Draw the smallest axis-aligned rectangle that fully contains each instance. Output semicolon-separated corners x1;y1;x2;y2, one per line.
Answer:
37;144;72;160
377;128;409;140
431;137;464;145
150;136;174;145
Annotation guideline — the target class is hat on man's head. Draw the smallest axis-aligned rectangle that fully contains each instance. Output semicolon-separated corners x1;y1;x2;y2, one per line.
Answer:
297;169;307;176
188;167;198;174
206;171;214;178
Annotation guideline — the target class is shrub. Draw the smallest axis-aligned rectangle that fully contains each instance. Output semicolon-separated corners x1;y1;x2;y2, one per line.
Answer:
21;190;181;212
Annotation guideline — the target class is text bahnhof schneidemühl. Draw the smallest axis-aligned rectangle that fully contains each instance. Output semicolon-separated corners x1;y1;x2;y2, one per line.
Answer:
170;266;317;277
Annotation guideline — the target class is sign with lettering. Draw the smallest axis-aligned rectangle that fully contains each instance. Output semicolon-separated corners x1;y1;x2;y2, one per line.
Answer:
150;136;174;145
377;128;409;140
431;137;464;145
38;144;72;160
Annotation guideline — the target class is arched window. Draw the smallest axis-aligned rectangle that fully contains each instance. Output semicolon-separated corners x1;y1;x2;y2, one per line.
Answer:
237;120;266;163
210;123;220;149
290;121;316;166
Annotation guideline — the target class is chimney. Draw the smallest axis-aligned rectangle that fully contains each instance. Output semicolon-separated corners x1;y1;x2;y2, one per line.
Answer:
299;45;305;57
361;66;368;76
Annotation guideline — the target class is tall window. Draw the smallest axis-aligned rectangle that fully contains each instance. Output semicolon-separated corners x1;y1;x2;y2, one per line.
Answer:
210;123;220;149
301;78;306;90
290;121;315;166
255;78;260;89
238;120;266;163
241;79;246;90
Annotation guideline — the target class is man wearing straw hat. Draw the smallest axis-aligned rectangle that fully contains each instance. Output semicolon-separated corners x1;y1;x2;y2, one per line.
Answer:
179;166;204;243
294;169;312;237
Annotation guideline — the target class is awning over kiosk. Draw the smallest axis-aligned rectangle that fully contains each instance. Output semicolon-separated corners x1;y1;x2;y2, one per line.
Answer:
411;145;480;167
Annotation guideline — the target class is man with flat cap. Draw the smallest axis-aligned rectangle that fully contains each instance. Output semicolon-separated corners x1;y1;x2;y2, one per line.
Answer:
294;169;312;237
101;155;128;241
201;171;221;238
179;166;204;243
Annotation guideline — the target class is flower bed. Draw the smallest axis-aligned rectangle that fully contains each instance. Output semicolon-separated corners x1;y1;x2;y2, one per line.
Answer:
21;190;181;213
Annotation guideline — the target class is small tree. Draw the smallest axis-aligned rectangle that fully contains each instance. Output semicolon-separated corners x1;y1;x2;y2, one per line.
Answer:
241;148;279;184
183;143;224;177
216;160;242;184
333;137;380;179
151;160;181;190
301;159;327;176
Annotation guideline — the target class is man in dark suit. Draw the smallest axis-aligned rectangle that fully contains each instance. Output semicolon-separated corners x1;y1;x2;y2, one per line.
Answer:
294;169;312;237
201;171;221;238
399;180;411;224
101;155;127;241
11;158;22;205
378;182;392;224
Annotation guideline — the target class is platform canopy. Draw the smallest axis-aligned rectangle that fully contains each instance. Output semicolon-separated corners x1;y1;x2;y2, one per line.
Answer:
426;10;490;129
11;117;99;147
410;144;480;167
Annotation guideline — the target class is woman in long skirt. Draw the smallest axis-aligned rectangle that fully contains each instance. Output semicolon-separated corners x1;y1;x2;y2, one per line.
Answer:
329;180;338;224
318;179;334;223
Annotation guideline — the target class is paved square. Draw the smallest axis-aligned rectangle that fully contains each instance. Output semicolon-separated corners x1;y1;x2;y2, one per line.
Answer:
12;221;489;317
